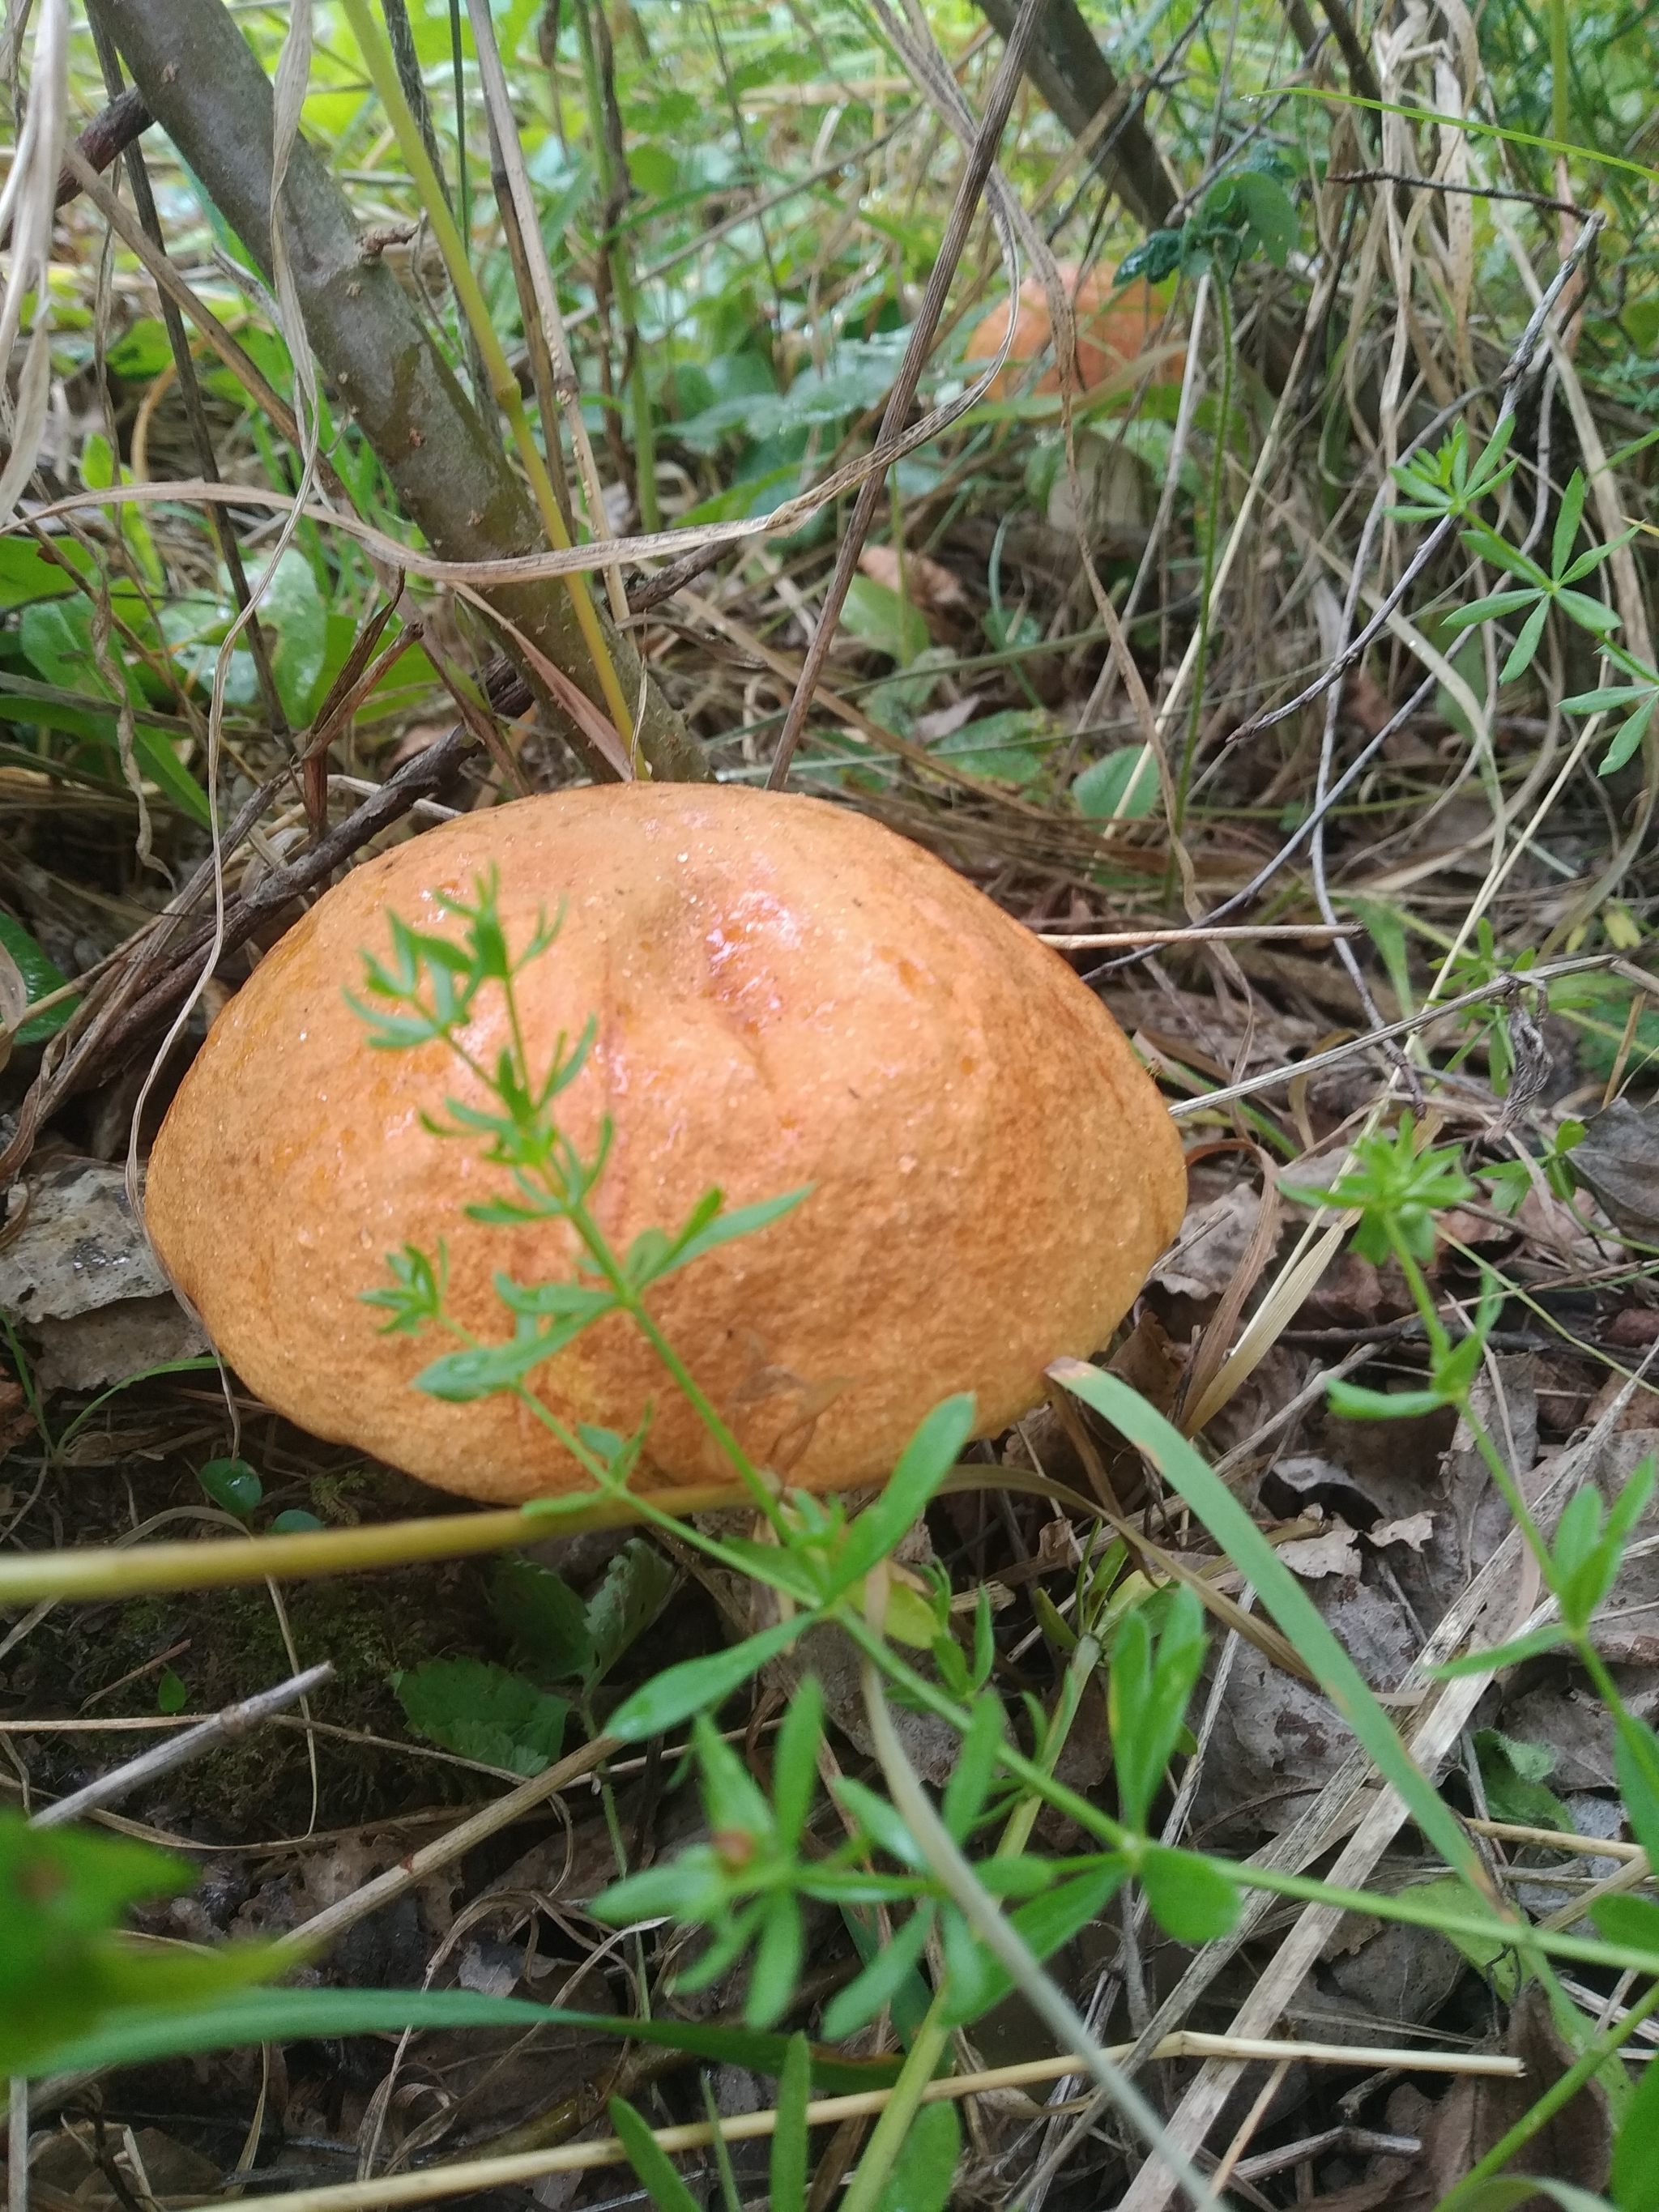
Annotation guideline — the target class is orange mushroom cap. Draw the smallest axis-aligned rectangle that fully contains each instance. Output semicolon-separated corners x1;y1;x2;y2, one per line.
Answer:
146;786;1185;1502
966;260;1185;400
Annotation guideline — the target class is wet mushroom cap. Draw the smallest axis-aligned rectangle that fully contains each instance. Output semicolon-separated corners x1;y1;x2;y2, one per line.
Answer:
145;786;1186;1501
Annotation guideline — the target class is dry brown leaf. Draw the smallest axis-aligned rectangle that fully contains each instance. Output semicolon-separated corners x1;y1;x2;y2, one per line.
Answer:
1279;1522;1364;1579
1570;1097;1659;1234
1369;1513;1435;1553
1308;1985;1612;2210
856;544;967;624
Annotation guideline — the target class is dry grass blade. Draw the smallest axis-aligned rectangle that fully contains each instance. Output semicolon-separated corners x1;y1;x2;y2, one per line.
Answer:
0;0;68;527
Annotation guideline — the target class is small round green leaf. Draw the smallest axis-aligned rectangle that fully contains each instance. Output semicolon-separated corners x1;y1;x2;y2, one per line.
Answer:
198;1458;262;1518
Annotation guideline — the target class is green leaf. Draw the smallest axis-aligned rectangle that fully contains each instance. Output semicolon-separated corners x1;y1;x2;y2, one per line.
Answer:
1010;1860;1128;1965
416;1328;583;1400
0;1818;193;1986
1230;168;1299;265
834;1775;930;1870
1472;1729;1572;1831
822;1905;936;2039
19;599;128;704
1562;684;1659;714
1465;414;1518;497
0;1814;198;2069
834;1396;977;1590
1109;1586;1206;1833
1615;1715;1659;1863
1612;2017;1659;2210
1073;747;1158;820
1327;1380;1452;1421
1557;589;1622;635
1441;588;1542;631
940;1862;1128;2027
693;1713;775;1841
156;1668;188;1715
870;2098;959;2212
746;1891;804;2028
1456;2185;1622;2212
245;546;329;723
0;914;75;1042
1600;694;1659;775
270;1508;326;1533
608;1616;807;1741
36;1989;898;2086
1555;1485;1606;1584
841;574;931;666
394;1657;569;1775
198;1456;262;1518
491;1554;596;1681
1050;1363;1491;1888
583;1536;677;1689
1590;1895;1659;1954
608;2097;702;2212
657;1186;813;1278
1118;229;1184;284
1499;599;1550;683
1401;1875;1520;2001
1138;1845;1239;1944
934;709;1056;787
771;2034;811;2212
0;535;84;608
771;1674;824;1848
943;1691;1009;1843
1428;1623;1571;1676
1551;471;1589;578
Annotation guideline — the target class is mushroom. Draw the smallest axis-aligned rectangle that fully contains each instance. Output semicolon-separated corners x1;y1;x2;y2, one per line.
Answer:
965;261;1185;400
146;786;1185;1500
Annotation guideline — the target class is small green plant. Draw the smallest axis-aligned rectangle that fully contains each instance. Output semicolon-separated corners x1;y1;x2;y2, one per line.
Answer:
1118;154;1300;286
1283;1117;1659;2206
1392;420;1659;775
394;1536;676;1771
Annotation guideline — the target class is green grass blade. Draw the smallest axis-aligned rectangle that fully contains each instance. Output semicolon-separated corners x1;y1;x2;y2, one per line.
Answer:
1049;1362;1491;1891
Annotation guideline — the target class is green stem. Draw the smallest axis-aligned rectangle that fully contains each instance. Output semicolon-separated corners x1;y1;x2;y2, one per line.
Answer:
1172;279;1232;840
1384;1226;1558;1588
0;1487;754;1605
448;0;471;251
998;1633;1102;1858
1548;0;1570;153
1439;1975;1659;2212
836;1613;1657;1985
859;1652;1224;2212
838;1990;953;2212
570;0;659;533
339;0;636;749
562;1193;783;1528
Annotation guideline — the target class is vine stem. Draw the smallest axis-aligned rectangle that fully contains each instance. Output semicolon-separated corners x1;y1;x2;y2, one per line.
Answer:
859;1644;1225;2212
1172;276;1232;841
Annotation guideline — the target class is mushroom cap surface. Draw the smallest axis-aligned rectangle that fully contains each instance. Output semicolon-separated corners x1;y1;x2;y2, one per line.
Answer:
146;786;1185;1500
965;262;1185;398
